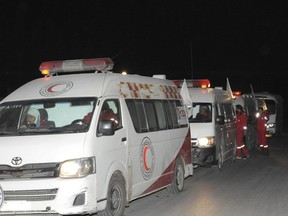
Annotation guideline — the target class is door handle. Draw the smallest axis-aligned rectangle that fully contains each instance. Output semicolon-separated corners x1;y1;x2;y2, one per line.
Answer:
121;137;127;142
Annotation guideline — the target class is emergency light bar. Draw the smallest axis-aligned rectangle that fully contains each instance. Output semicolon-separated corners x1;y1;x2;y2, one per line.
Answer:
39;58;114;76
173;79;210;88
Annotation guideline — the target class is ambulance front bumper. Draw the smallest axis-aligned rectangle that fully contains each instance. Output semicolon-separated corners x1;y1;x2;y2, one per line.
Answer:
192;146;216;167
0;175;97;215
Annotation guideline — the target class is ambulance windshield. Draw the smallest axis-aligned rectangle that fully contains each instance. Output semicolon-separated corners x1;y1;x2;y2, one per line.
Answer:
190;103;212;123
0;97;97;136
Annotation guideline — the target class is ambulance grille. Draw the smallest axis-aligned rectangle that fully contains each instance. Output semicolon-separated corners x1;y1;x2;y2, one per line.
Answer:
0;163;59;179
2;188;58;201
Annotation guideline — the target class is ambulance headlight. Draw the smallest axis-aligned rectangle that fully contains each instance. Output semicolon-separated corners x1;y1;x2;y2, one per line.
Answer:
59;157;96;178
198;137;215;148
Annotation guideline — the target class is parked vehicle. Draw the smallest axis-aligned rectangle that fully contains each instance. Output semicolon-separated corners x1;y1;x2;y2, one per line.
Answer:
174;79;237;171
0;58;193;216
251;92;283;137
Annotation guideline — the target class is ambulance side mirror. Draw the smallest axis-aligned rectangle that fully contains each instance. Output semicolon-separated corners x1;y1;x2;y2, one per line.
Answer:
98;120;115;136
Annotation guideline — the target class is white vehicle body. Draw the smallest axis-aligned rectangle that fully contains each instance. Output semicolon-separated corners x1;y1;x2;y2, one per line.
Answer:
233;93;258;150
0;58;192;216
252;92;283;137
174;80;237;170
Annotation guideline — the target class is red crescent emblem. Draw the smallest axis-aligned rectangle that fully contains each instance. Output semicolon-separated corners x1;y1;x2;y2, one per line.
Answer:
143;145;150;171
47;84;60;93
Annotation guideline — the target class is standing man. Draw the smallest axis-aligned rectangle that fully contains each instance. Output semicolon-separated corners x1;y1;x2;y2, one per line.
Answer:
256;107;269;154
235;105;250;159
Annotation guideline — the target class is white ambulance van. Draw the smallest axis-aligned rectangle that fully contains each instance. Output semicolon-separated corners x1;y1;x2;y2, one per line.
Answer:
0;58;193;216
252;92;284;137
174;79;237;171
232;91;258;151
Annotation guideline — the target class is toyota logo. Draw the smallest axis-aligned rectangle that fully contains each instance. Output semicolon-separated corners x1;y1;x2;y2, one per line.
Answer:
11;157;22;165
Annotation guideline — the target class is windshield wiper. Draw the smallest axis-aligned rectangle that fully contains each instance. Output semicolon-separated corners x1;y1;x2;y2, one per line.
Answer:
0;131;19;136
17;127;55;134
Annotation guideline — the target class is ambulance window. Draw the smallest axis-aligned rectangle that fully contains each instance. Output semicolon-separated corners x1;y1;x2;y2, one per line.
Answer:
126;99;182;133
126;99;148;133
99;99;122;129
163;100;173;129
126;100;140;132
163;100;179;129
0;105;22;131
264;99;276;114
171;100;180;128
135;100;148;132
106;100;117;113
223;104;235;123
144;101;157;131
215;104;223;120
190;103;212;123
245;100;257;119
247;101;256;115
154;100;167;130
0;98;98;136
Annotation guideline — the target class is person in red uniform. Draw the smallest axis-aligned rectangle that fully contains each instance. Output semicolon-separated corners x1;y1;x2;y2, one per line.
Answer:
235;104;250;159
256;107;269;153
83;102;120;130
83;112;93;124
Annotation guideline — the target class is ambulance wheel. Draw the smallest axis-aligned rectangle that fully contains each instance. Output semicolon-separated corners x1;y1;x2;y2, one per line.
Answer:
167;158;184;193
98;172;126;216
217;148;223;172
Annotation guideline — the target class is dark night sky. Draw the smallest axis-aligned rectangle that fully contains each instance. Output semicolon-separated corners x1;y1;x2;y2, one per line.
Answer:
0;0;288;99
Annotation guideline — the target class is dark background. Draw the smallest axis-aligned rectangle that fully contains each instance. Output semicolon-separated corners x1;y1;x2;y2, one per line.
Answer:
0;1;287;125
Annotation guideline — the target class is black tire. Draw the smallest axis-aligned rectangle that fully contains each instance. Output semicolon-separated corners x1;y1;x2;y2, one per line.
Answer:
167;158;185;193
98;173;126;216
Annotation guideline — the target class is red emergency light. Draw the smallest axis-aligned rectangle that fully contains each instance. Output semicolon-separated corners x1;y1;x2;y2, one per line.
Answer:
39;58;114;76
233;91;241;96
172;79;210;88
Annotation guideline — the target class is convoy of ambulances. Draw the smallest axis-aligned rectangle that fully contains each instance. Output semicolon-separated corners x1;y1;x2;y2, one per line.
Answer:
0;58;193;216
232;91;258;151
173;79;237;171
252;92;284;137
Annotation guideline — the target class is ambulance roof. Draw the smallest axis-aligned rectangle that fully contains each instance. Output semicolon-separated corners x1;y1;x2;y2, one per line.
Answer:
188;87;231;103
1;57;179;103
2;72;178;102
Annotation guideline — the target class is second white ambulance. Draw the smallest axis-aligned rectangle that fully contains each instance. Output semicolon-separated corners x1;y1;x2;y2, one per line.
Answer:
252;92;284;137
174;79;237;171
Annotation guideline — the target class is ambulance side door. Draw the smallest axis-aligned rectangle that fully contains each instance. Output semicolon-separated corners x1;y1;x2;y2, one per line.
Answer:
215;103;225;162
96;98;128;199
